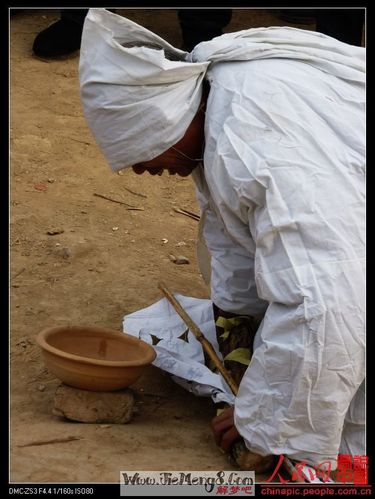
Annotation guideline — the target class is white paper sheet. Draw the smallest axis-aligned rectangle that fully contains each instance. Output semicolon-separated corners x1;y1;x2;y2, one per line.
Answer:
123;294;235;405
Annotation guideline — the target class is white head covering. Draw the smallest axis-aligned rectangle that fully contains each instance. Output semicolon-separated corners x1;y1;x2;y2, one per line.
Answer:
79;8;365;172
79;8;208;172
189;24;365;82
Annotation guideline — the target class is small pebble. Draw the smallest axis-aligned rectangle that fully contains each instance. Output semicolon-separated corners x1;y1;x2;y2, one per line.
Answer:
37;384;46;392
47;228;64;236
174;255;190;265
60;247;72;259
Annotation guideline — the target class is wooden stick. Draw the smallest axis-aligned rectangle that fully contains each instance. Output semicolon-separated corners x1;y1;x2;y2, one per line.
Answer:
173;208;200;221
180;208;200;219
67;137;91;146
12;267;26;280
124;187;147;198
93;192;136;208
18;436;81;448
158;282;238;396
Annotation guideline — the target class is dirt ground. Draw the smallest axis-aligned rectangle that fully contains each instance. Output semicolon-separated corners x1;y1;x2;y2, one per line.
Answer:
10;9;316;484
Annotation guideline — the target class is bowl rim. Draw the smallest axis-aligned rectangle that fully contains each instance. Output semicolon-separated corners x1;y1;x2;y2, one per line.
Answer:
36;325;156;367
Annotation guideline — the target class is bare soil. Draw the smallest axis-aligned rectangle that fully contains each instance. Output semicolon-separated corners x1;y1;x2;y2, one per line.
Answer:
10;9;315;484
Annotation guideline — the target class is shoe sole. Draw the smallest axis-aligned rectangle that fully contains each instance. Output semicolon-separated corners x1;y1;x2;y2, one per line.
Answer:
32;49;80;61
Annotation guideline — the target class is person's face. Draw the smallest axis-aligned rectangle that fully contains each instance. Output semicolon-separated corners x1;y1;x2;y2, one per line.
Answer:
132;100;206;177
132;148;200;177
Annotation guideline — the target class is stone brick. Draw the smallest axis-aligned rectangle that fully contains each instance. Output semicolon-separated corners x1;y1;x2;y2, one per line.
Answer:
53;383;135;424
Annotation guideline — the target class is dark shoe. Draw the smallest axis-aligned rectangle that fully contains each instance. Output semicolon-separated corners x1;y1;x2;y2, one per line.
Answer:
278;9;316;25
32;18;83;58
178;9;232;52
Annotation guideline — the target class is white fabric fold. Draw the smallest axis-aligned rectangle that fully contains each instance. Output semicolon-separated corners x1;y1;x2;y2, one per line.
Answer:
189;26;365;83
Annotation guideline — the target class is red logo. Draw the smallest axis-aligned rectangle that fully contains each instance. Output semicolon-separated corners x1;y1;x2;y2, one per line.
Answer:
265;454;368;484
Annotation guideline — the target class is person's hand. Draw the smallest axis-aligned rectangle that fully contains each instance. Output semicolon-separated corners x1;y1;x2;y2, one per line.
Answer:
210;406;241;453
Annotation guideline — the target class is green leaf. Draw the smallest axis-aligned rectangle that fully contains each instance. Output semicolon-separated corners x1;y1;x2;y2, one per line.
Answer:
223;348;252;366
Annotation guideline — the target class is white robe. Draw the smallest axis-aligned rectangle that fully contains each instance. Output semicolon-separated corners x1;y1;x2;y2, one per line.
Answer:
79;9;366;468
192;57;365;467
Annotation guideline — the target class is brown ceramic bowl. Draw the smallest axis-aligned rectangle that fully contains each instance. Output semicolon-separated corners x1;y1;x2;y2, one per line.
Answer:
36;326;156;391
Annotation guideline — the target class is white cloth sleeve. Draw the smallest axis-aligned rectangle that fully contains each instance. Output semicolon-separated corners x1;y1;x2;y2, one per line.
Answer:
193;168;268;317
